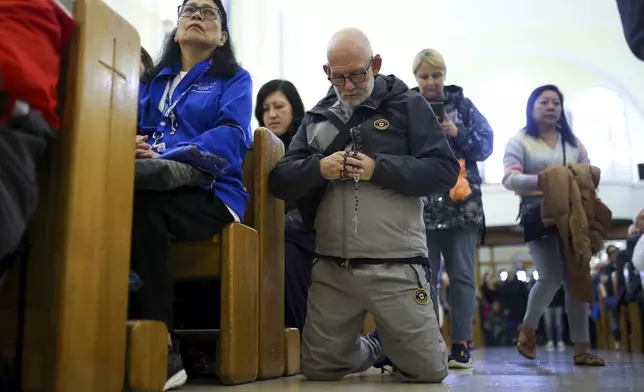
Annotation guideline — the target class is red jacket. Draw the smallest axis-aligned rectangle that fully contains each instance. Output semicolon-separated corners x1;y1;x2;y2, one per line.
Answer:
0;0;75;128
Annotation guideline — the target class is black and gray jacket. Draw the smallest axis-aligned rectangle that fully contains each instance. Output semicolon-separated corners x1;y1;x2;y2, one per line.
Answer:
268;74;459;264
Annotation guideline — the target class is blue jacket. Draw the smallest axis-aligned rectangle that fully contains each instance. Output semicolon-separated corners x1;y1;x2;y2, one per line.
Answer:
138;60;253;220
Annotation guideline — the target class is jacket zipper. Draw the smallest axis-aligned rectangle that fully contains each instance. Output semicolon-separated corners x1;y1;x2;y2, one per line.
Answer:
341;170;347;263
341;127;358;269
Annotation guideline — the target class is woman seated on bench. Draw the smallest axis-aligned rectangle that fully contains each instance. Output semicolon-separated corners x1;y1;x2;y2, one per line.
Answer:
131;1;252;390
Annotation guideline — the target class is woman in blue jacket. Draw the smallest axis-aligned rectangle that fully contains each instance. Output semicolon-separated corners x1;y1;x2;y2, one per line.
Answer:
131;1;252;389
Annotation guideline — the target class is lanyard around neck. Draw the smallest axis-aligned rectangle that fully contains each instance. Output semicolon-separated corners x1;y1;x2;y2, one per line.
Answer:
161;65;210;120
151;65;210;152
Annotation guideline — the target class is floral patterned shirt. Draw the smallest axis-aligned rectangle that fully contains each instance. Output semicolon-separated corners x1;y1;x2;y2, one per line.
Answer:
416;85;494;231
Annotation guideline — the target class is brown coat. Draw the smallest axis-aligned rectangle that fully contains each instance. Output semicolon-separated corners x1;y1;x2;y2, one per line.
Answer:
538;164;612;303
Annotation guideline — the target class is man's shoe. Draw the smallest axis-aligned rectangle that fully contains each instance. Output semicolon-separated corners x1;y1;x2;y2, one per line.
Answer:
164;344;188;391
369;329;394;371
448;342;473;369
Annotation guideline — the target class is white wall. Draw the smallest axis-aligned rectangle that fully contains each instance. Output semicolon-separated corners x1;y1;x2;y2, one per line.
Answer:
232;0;644;226
111;0;644;226
103;0;171;58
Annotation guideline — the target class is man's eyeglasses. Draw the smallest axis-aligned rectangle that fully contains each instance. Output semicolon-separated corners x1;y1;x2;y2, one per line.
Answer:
328;59;373;87
178;4;221;21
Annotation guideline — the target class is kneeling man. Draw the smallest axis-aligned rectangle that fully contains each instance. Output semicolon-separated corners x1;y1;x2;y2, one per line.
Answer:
268;28;459;382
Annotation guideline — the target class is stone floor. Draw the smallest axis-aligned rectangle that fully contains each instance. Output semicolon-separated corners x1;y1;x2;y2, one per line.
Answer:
184;347;644;391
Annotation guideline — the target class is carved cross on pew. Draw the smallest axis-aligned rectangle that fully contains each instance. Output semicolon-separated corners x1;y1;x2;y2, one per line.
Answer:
98;38;127;111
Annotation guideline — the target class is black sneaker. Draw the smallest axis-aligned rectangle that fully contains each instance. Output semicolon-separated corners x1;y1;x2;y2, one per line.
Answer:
370;329;394;372
448;342;472;369
164;344;188;391
129;271;143;292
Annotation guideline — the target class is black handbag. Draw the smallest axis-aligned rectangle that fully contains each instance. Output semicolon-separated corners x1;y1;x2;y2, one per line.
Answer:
519;137;566;242
134;158;214;191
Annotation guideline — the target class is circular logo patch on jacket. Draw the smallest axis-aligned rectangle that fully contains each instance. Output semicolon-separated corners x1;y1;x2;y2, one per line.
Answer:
414;288;429;305
373;119;390;130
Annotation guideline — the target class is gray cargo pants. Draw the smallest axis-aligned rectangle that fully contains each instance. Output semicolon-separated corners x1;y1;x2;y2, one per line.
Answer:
301;259;448;383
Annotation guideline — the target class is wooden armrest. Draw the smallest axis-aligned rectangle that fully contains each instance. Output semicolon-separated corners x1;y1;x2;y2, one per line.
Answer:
126;320;168;391
283;328;300;376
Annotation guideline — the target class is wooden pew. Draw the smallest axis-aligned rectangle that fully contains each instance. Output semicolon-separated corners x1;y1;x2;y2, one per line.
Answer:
163;128;283;385
597;294;610;349
619;305;630;352
594;299;607;350
628;301;643;353
171;223;259;386
241;128;286;380
126;321;168;391
283;328;301;376
0;1;139;391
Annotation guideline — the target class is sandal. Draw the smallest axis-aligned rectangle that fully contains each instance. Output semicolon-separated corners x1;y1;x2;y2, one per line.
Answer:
573;352;605;367
516;325;537;360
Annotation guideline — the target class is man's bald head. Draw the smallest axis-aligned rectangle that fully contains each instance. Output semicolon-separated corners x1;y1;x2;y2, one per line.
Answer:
323;28;381;108
326;28;373;63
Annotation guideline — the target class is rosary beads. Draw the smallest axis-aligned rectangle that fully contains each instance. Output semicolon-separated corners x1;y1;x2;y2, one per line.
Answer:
341;129;363;233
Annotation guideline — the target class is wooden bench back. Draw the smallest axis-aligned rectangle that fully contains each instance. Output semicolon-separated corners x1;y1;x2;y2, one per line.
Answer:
242;128;286;378
242;128;284;228
0;1;139;390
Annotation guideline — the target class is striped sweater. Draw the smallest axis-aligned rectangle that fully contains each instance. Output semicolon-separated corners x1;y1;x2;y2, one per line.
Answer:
502;129;590;194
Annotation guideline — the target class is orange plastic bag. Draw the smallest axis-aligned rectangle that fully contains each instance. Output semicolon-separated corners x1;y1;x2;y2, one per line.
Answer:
449;159;471;202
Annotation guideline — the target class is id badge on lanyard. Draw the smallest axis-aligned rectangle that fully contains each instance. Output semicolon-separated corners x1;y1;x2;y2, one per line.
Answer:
150;66;210;153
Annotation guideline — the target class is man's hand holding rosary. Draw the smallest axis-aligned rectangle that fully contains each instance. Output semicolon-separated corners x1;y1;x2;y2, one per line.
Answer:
319;150;375;233
319;151;375;181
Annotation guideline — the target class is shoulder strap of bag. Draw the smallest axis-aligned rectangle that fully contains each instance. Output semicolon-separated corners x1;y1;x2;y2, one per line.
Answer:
319;109;365;156
562;136;567;165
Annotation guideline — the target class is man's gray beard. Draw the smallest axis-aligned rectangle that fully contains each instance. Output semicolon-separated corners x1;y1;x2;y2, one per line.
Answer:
334;77;375;109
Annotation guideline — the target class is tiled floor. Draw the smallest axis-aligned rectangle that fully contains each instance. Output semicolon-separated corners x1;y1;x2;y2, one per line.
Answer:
185;347;644;391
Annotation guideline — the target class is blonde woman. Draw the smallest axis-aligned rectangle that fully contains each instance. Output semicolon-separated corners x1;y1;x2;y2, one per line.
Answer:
413;49;494;369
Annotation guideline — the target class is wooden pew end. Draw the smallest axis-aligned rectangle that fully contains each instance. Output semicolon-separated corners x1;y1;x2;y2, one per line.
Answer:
126;320;168;392
251;128;286;380
218;223;259;385
283;328;300;376
627;302;643;353
619;305;630;352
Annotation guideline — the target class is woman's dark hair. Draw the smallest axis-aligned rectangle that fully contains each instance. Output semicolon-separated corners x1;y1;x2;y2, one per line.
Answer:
524;84;577;147
140;47;154;74
141;0;239;83
606;245;618;254
254;79;305;148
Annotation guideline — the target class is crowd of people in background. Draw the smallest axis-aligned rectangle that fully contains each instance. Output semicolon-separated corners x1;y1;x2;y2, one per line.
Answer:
471;214;644;351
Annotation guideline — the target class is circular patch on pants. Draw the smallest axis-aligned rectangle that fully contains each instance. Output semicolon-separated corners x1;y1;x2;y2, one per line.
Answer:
414;288;429;305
